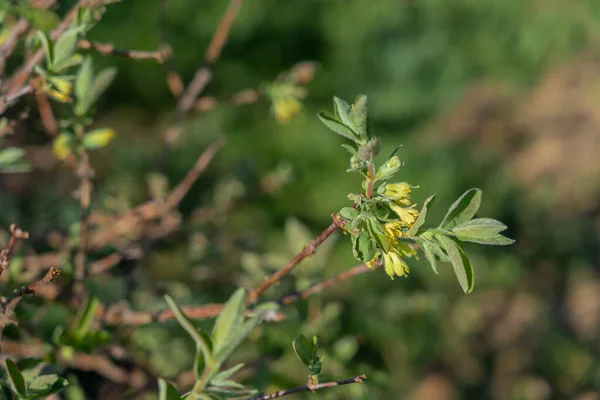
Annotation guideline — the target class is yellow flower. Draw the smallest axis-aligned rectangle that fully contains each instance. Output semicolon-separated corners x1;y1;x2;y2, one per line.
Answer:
273;96;303;122
384;182;412;204
390;204;419;225
383;249;410;279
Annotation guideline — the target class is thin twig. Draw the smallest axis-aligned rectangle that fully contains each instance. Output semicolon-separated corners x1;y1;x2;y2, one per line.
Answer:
0;20;30;75
0;83;35;115
250;375;367;399
78;39;168;62
158;0;183;97
277;263;380;306
246;219;341;305
0;224;30;278
194;89;260;112
34;91;59;137
163;0;245;146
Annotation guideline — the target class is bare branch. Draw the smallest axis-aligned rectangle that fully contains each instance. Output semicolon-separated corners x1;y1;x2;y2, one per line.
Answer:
78;39;168;62
250;375;367;399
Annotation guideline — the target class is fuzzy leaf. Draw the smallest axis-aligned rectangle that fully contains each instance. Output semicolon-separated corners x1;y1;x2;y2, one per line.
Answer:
212;288;246;356
350;95;368;138
418;238;439;274
456;234;515;246
333;96;354;131
75;57;94;115
437;235;474;293
339;207;359;220
352;231;376;263
408;194;436;236
317;111;357;141
366;218;389;253
35;31;52;68
52;29;78;71
213;314;263;369
440;189;482;230
452;218;507;238
211;363;244;386
0;148;25;166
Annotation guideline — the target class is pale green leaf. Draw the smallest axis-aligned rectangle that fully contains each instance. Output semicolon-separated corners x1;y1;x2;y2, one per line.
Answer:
212;288;246;355
408;194;436;236
317;111;358;142
440;188;482;230
437;235;474;293
158;378;181;400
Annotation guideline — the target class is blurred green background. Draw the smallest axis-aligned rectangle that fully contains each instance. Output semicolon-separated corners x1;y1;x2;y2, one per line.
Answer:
4;0;600;398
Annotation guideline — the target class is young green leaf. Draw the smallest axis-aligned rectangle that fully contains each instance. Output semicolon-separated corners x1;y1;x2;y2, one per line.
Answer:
213;314;263;368
212;288;246;355
292;334;313;368
437;235;474;293
35;31;52;68
73;297;99;341
27;375;69;399
366;218;389;253
317;111;358;142
408;194;436;236
83;128;116;150
85;67;117;111
351;231;377;263
333;96;354;131
158;378;181;400
75;57;94;115
339;207;359;221
439;188;482;230
455;234;515;246
211;363;245;386
451;218;514;246
52;29;78;71
350;95;368;138
164;295;212;370
417;238;439;274
6;359;27;398
194;329;214;379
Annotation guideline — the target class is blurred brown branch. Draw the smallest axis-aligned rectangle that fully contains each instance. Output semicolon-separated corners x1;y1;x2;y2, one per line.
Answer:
78;39;169;63
247;219;341;305
250;374;367;399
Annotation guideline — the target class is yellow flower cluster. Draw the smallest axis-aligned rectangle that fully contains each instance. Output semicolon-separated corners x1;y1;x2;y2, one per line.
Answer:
367;182;420;279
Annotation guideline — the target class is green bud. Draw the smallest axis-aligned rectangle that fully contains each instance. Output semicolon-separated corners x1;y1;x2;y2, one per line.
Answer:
375;156;403;180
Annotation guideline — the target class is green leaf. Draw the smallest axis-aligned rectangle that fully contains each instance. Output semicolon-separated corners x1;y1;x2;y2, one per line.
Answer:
452;218;507;238
439;189;482;230
27;375;68;399
83;128;116;150
340;144;358;157
350;94;368;138
408;194;436;236
339;207;359;220
75;57;93;114
333;97;354;131
54;53;84;72
89;67;117;105
317;111;357;142
292;334;313;368
455;234;515;246
213;314;263;368
14;6;60;33
418;238;439;274
0;148;25;166
212;288;246;356
73;297;99;340
35;31;52;68
6;359;27;398
211;363;244;386
366;218;389;253
164;295;212;371
52;29;78;71
351;231;376;263
158;379;181;400
437;235;474;293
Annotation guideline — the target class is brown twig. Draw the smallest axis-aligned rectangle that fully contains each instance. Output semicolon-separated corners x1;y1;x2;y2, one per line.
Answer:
34;92;59;137
78;39;168;62
159;0;184;97
0;224;30;278
194;89;260;113
0;83;35;115
250;375;367;399
163;0;245;146
277;263;380;306
0;20;30;76
246;219;341;306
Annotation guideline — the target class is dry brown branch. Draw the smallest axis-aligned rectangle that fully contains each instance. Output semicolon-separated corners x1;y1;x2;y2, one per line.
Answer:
1;340;148;387
73;150;94;305
246;219;341;305
250;375;367;399
163;0;245;146
159;0;184;97
78;39;168;62
0;82;35;115
0;224;30;278
194;89;260;112
34;91;60;137
277;263;380;306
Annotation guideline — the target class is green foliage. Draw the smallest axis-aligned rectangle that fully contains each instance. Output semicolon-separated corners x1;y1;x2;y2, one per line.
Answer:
3;359;68;399
321;96;512;290
163;289;262;399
